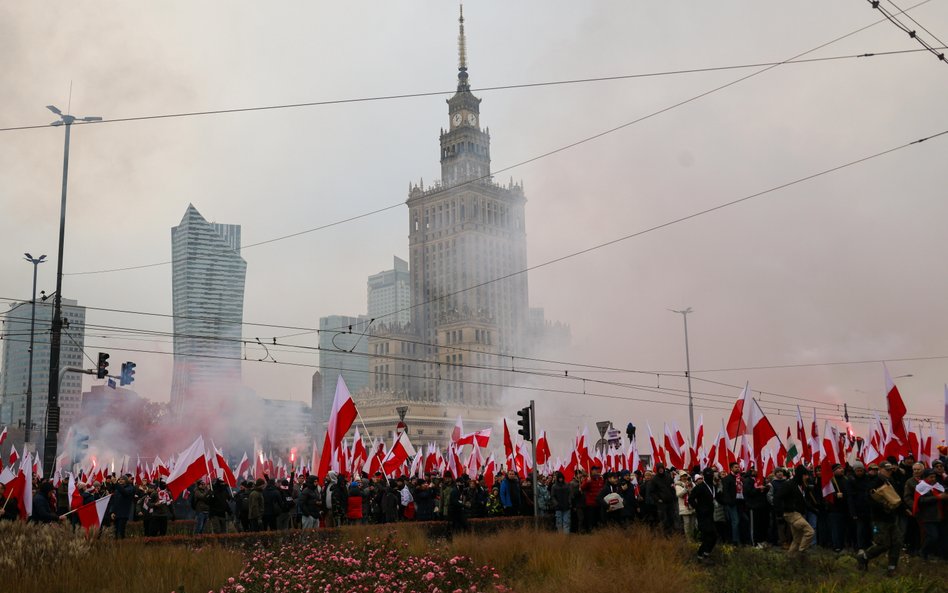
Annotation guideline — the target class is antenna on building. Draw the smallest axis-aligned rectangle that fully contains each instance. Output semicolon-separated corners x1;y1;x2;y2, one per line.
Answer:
457;4;470;90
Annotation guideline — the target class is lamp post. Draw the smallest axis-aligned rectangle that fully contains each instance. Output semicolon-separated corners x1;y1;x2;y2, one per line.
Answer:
22;253;47;447
670;307;695;444
43;105;101;476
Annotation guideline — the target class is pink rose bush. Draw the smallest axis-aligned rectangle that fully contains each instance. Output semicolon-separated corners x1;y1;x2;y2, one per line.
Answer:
215;538;507;593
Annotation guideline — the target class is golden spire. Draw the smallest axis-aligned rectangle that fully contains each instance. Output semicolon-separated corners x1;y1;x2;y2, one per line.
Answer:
457;4;470;90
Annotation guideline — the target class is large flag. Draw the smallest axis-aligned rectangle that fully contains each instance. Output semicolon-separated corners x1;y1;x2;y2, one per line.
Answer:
166;436;209;499
68;473;83;511
726;383;750;440
451;415;464;444
76;494;112;532
746;398;779;453
663;423;685;469
235;452;250;480
819;421;836;501
503;419;515;464
382;432;415;476
317;376;358;483
536;431;552;466
0;466;26;520
457;427;492;449
212;443;237;488
884;366;908;445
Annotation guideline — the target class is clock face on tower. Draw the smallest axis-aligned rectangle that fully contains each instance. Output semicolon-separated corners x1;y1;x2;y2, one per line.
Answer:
452;113;462;127
467;113;477;126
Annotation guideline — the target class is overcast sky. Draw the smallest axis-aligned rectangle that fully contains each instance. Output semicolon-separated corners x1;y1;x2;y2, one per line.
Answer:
2;1;947;445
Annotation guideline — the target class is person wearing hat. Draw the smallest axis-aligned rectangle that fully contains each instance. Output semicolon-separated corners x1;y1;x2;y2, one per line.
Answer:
675;472;696;542
768;468;790;547
597;471;624;526
856;462;908;575
648;463;677;535
690;470;718;560
774;466;815;556
298;475;322;529
900;462;926;554
826;463;850;553
580;466;605;532
248;478;265;531
110;473;137;539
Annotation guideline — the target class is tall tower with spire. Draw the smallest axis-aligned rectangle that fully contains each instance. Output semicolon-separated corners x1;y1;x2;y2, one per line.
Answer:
403;5;529;408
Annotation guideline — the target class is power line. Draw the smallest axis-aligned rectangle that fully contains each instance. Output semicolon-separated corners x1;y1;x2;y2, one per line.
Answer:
0;47;938;135
60;3;934;278
869;0;948;65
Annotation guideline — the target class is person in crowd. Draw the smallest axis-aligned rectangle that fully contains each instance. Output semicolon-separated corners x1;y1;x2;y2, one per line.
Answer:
465;475;488;519
597;471;624;526
775;465;816;557
486;484;503;517
414;478;437;521
825;464;850;553
618;470;638;525
847;462;873;551
580;466;605;532
743;469;768;547
649;463;677;534
570;470;586;529
234;481;251;532
499;470;523;517
110;474;136;539
191;481;211;534
902;461;926;555
30;482;61;524
550;471;572;533
675;471;696;542
914;468;945;561
248;478;265;532
446;474;467;534
857;462;909;575
347;479;364;524
0;482;19;521
719;462;744;545
767;468;789;546
261;478;282;531
149;480;174;536
299;475;322;529
208;478;232;534
380;479;399;524
276;479;294;530
690;470;718;560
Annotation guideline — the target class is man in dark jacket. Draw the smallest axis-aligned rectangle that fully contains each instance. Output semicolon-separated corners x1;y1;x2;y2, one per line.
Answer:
649;463;677;534
192;481;211;534
110;474;136;538
299;476;322;528
775;465;815;556
261;479;282;531
718;462;744;545
209;479;232;533
913;469;944;561
690;470;718;559
30;482;60;523
847;462;873;551
742;470;768;546
856;462;909;575
550;471;572;533
597;472;624;525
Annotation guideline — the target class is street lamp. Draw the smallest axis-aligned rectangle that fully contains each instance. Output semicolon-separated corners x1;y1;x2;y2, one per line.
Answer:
670;307;695;444
22;253;47;446
43;105;101;476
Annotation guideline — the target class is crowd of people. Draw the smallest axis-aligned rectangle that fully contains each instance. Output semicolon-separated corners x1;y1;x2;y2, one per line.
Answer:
4;451;946;575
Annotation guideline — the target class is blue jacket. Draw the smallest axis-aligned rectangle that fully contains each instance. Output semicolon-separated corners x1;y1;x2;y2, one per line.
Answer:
499;477;521;509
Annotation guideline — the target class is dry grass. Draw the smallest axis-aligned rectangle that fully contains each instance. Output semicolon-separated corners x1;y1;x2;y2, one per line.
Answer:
0;521;242;593
449;525;699;593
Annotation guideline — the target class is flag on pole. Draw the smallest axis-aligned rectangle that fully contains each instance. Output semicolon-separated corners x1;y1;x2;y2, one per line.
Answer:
382;431;416;476
76;494;112;532
884;365;908;445
317;376;358;483
726;383;750;440
165;436;209;499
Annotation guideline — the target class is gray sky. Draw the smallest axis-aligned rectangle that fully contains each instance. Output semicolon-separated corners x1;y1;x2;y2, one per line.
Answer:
2;1;947;446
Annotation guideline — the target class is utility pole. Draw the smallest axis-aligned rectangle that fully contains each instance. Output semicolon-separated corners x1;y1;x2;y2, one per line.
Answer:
529;399;537;529
670;307;695;444
23;253;46;447
43;105;101;476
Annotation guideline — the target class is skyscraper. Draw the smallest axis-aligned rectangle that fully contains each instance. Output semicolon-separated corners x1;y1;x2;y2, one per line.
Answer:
170;204;247;416
367;256;411;326
405;7;529;405
0;298;86;432
315;315;370;426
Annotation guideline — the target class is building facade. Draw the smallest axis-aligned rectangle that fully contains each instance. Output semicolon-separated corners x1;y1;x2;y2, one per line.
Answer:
0;298;86;435
367;256;411;326
405;9;528;406
170;204;247;416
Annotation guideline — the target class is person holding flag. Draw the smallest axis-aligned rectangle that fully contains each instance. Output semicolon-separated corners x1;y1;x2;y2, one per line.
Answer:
109;474;136;539
913;469;944;562
856;462;909;576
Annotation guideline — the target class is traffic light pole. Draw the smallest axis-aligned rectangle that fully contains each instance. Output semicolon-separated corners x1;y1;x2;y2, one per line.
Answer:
530;399;537;528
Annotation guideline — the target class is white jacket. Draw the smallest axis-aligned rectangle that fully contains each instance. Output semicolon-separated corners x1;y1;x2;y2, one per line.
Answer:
675;483;694;515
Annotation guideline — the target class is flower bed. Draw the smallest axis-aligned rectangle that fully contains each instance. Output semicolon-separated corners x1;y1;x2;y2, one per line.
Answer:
217;536;509;593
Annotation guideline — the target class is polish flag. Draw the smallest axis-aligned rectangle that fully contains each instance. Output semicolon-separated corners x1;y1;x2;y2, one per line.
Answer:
0;426;6;448
483;455;497;489
20;453;33;518
351;428;368;475
913;480;945;515
885;366;909;445
795;406;811;464
213;444;237;488
317;376;358;483
819;422;837;501
235;452;250;480
810;410;821;466
363;441;385;476
68;473;83;510
738;435;751;470
647;423;664;467
409;449;423;478
77;494;112;532
9;445;18;467
458;427;492;449
451;415;464;444
165;435;209;499
382;432;415;476
663;423;685;469
0;465;27;520
746;398;779;456
726;383;750;440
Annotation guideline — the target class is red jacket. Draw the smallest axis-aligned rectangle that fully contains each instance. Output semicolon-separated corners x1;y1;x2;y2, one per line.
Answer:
581;476;605;507
346;494;363;520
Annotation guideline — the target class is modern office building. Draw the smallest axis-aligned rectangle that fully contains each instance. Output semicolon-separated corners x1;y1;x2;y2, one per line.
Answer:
170;204;247;416
367;256;411;327
315;315;370;425
0;298;86;435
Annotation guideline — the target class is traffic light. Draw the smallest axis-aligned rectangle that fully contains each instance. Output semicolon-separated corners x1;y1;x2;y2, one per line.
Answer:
120;361;136;386
96;352;110;379
517;406;532;442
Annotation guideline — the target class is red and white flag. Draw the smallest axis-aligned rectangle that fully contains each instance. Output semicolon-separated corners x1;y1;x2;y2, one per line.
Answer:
76;494;112;532
235;452;250;480
9;445;18;467
819;421;837;501
913;480;945;515
535;431;552;467
382;431;415;476
726;383;750;440
166;435;209;499
212;443;237;488
885;366;909;445
0;426;7;448
317;376;358;483
451;415;464;444
458;427;492;449
68;472;83;511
